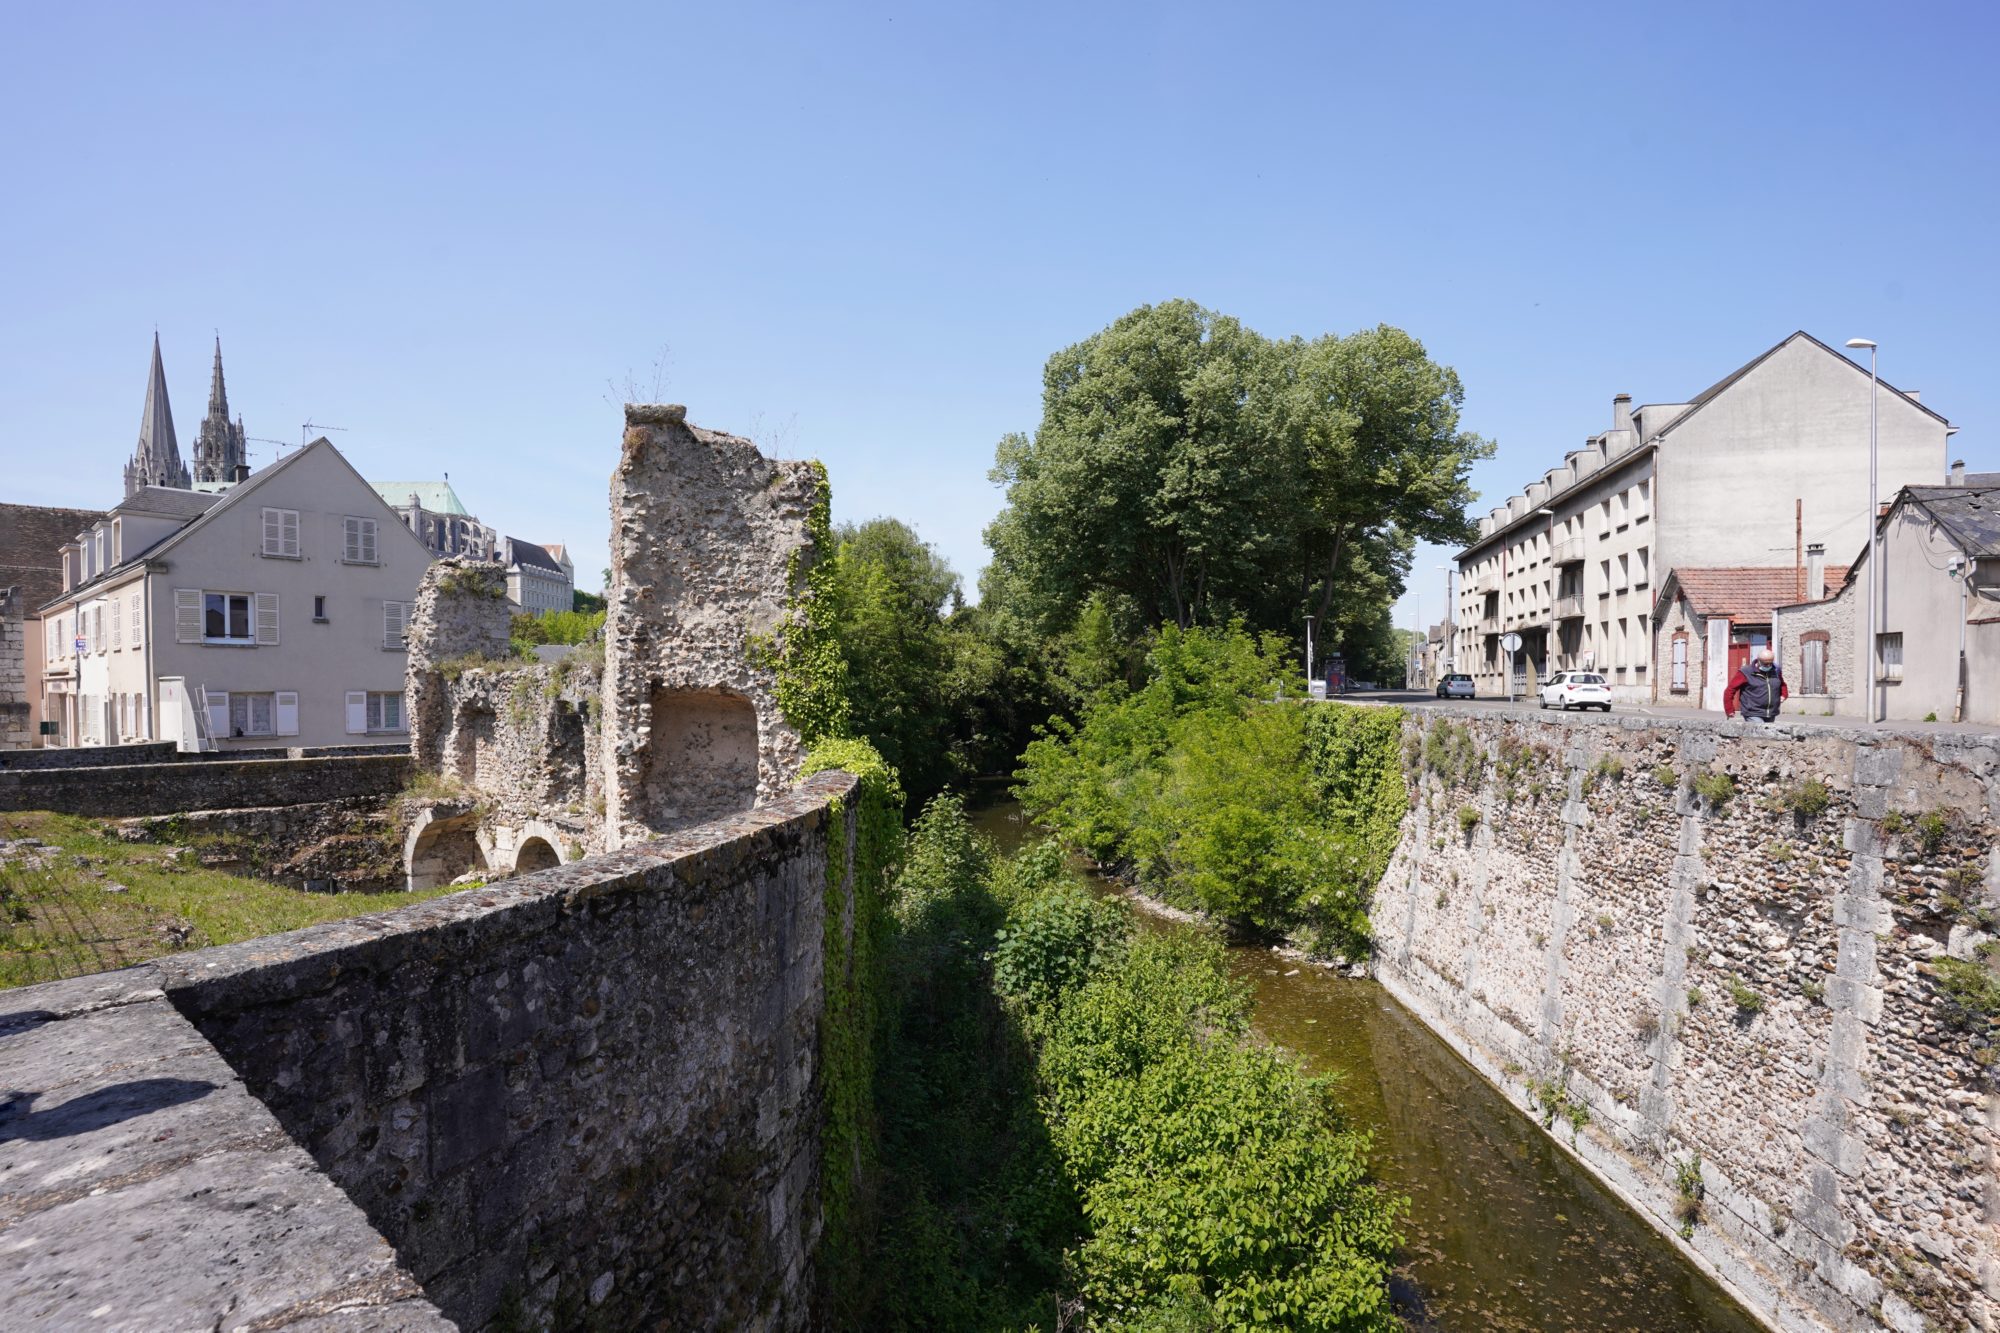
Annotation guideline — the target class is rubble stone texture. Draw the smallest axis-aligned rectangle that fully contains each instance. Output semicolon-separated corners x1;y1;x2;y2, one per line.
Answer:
603;404;823;844
1373;708;2000;1333
0;588;28;750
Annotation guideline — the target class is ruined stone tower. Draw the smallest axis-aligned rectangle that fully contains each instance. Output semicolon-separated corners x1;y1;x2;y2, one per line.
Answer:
602;404;824;845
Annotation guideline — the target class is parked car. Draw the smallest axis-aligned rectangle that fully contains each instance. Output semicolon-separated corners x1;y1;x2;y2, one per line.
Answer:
1435;672;1476;699
1539;671;1612;711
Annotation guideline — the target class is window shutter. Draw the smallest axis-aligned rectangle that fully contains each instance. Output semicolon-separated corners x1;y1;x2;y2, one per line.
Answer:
110;597;121;649
175;589;201;643
129;592;142;648
361;519;377;563
263;508;281;555
345;690;368;734
206;691;230;739
255;592;280;645
343;517;360;562
275;691;299;736
94;607;104;653
383;600;407;649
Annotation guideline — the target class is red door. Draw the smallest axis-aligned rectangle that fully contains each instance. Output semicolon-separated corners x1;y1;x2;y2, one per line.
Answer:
1727;642;1750;680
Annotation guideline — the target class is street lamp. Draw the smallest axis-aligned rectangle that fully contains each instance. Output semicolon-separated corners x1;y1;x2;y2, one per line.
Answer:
1439;563;1454;672
1304;614;1317;698
1845;338;1879;722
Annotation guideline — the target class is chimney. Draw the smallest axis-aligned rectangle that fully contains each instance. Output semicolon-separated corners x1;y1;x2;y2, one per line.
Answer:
231;463;251;484
1806;543;1826;600
1906;389;1922;403
1612;393;1633;433
1951;459;1966;487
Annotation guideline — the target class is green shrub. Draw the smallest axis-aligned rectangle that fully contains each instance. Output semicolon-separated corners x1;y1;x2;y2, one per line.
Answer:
1458;805;1482;835
1686;986;1703;1009
1692;768;1735;811
1673;1155;1705;1237
1726;977;1764;1014
1931;957;2000;1028
1651;764;1680;789
1881;810;1907;836
1784;778;1832;819
1918;810;1952;857
993;879;1129;1014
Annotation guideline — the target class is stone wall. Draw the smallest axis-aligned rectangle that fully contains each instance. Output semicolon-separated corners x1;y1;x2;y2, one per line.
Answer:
602;405;824;845
0;752;410;817
0;588;26;751
119;796;403;892
1373;707;1998;1332
0;769;859;1332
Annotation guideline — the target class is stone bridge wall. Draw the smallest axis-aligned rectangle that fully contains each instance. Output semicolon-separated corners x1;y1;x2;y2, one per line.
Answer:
0;770;858;1332
1372;707;1999;1332
0;752;410;816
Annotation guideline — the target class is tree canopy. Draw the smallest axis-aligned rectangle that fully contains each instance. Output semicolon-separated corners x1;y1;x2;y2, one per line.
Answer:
982;301;1490;678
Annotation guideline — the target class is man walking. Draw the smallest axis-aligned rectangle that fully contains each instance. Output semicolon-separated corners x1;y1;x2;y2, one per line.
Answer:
1723;645;1788;723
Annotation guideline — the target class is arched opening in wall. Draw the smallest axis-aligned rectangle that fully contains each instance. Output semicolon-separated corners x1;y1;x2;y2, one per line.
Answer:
514;836;560;873
451;705;498;787
406;813;488;891
635;686;758;831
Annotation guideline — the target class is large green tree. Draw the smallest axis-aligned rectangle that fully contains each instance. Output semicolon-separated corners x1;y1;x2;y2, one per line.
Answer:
983;301;1491;668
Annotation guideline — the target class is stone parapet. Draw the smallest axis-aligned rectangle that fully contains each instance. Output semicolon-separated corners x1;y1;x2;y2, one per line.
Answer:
1371;704;2000;1332
0;753;410;817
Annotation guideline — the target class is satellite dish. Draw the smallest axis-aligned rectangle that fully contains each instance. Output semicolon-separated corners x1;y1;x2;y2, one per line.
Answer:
1500;632;1523;653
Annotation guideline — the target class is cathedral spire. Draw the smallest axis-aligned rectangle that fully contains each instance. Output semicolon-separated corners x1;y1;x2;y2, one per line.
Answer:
193;335;247;486
124;332;190;498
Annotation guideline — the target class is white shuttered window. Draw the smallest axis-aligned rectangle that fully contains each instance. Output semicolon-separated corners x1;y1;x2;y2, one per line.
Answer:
254;592;280;645
345;691;368;734
176;589;202;643
129;592;142;648
275;691;299;736
262;508;300;557
383;600;408;650
343;517;379;564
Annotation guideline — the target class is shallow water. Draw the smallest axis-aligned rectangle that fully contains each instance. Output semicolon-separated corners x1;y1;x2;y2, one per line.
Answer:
967;798;1764;1333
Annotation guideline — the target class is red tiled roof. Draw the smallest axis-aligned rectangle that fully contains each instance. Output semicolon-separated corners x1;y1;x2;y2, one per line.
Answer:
1671;565;1850;623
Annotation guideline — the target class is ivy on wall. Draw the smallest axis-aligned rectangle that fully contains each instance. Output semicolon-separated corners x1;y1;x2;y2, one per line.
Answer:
755;461;852;747
802;738;903;1324
1303;704;1411;894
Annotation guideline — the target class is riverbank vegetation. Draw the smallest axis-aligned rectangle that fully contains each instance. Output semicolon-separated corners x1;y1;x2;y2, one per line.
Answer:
1014;624;1407;959
861;797;1404;1329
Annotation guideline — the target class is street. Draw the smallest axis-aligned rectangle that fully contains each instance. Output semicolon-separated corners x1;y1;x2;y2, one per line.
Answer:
1350;688;2000;737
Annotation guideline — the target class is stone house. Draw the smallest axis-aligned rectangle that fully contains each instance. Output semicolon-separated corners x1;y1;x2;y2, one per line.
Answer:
503;536;573;614
1775;472;2000;724
38;438;430;749
1651;558;1846;712
1454;331;1952;703
0;501;105;747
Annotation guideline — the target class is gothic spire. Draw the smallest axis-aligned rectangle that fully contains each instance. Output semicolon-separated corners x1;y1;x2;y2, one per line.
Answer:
193;335;247;485
124;332;190;497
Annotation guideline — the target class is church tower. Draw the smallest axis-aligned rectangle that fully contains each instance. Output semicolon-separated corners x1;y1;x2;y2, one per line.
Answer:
193;336;248;485
123;333;191;497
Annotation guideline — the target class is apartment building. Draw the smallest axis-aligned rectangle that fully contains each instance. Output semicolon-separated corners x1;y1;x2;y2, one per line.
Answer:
504;537;574;613
1454;332;1951;703
38;438;429;749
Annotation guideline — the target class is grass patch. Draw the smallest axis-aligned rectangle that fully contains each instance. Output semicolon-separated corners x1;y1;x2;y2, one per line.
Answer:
1726;977;1764;1014
0;811;454;992
1458;804;1482;835
1783;778;1832;819
1692;768;1735;812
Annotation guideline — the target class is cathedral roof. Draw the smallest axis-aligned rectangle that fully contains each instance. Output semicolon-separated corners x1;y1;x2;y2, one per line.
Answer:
371;480;472;517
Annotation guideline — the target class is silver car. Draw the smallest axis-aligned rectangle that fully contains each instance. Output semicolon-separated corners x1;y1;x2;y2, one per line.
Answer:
1540;671;1612;712
1435;672;1476;699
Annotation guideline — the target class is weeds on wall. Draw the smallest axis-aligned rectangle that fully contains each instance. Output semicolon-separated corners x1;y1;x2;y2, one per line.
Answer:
1692;768;1736;813
1673;1155;1706;1239
801;737;903;1324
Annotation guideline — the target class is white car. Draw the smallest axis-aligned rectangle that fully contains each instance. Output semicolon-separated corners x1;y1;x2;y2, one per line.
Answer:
1435;672;1476;699
1539;671;1612;712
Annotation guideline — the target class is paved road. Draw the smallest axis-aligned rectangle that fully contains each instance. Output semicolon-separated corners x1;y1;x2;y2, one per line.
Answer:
1341;688;2000;738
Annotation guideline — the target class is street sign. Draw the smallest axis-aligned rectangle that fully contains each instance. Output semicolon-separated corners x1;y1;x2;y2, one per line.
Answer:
1500;632;1522;653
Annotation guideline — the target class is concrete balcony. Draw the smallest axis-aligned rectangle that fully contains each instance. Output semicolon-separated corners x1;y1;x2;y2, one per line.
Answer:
1552;537;1586;567
1554;593;1586;620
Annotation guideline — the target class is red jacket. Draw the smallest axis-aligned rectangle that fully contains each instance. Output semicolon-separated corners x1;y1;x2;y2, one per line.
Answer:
1723;664;1788;718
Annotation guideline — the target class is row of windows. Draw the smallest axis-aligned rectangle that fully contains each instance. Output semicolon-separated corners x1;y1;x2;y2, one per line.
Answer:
171;590;409;649
197;689;406;739
260;509;381;564
46;592;146;662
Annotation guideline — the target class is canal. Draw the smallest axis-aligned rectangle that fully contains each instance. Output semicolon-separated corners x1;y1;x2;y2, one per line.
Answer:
969;799;1765;1333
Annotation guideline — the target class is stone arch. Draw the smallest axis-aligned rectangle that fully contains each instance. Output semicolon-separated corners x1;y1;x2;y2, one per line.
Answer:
635;686;759;831
404;807;490;891
514;836;560;873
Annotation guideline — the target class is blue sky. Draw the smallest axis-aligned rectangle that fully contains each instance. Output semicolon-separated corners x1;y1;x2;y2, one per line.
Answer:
5;2;1995;637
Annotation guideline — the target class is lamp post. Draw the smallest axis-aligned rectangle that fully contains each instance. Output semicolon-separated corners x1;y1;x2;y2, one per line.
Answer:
1304;614;1317;698
1845;338;1879;722
1439;563;1454;671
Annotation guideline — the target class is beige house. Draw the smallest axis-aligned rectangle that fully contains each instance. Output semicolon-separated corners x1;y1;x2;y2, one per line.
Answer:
1454;332;1952;703
1651;558;1847;712
504;538;574;614
38;439;430;749
1773;474;2000;725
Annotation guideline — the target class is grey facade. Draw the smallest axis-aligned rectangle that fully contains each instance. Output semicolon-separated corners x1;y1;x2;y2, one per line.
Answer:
1455;332;1952;703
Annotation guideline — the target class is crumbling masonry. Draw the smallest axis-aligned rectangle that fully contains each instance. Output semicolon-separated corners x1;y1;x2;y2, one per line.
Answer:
400;405;824;888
